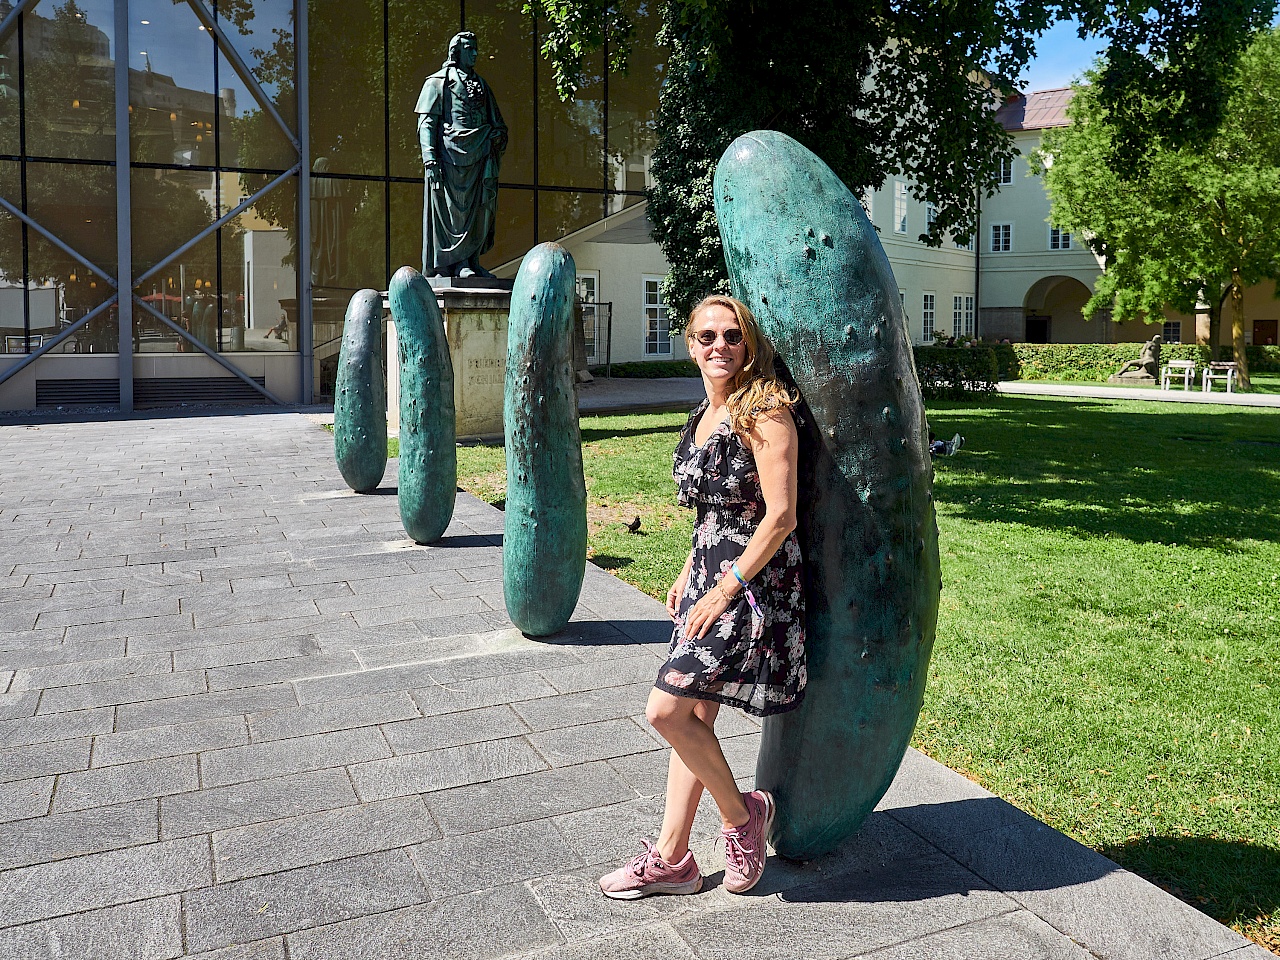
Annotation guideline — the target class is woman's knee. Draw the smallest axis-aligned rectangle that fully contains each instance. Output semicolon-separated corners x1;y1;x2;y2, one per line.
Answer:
645;689;693;731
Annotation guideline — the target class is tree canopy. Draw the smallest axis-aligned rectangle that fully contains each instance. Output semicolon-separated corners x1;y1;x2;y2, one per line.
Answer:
1036;27;1280;389
528;0;1277;319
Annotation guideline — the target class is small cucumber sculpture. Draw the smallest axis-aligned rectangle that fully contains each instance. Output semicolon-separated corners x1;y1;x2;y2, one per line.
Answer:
714;130;941;860
389;266;456;544
503;243;587;636
334;289;388;493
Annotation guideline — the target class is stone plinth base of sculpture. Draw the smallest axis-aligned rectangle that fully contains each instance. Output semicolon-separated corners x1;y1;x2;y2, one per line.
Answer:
1107;372;1157;384
387;286;511;439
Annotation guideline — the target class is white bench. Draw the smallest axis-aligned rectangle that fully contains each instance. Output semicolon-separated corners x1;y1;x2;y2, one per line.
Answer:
1161;359;1196;390
1202;361;1238;393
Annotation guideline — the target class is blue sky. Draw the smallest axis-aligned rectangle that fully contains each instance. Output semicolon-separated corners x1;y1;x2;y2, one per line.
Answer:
1018;19;1106;92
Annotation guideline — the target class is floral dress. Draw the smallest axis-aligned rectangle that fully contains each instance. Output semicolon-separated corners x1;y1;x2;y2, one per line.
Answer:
654;400;807;717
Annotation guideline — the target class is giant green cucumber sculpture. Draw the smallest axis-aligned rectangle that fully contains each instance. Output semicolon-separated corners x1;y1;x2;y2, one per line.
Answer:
389;266;456;544
333;289;388;493
503;242;587;636
714;130;941;860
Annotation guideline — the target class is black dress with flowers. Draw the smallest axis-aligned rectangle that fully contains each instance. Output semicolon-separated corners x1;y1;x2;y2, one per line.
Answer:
654;400;807;717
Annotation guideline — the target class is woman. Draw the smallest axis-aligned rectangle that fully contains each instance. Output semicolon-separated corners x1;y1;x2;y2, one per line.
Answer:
599;294;806;900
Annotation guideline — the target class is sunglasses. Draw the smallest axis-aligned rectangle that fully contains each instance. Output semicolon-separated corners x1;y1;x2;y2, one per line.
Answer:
691;328;744;346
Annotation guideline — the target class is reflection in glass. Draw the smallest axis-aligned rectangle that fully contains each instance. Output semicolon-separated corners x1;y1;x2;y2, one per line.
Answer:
21;0;116;162
212;0;297;133
1;22;19;156
129;0;220;166
131;166;216;279
389;179;424;273
608;0;660;199
0;204;29;352
132;230;217;353
482;186;533;272
218;47;294;172
539;189;602;244
455;0;532;184
310;0;386;176
26;160;117;272
221;175;299;353
388;0;459;179
538;45;603;189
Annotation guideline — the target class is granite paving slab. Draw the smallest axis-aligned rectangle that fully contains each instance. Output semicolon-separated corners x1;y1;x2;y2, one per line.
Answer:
0;410;1267;960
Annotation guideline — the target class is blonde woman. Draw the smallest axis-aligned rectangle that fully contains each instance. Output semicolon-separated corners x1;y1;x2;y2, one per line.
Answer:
599;295;806;899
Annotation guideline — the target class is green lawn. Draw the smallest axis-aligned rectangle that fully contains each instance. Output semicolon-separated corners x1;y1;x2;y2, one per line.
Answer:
455;398;1279;952
1018;371;1280;395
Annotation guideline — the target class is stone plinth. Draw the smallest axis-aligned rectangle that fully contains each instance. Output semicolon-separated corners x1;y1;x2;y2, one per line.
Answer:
388;284;512;439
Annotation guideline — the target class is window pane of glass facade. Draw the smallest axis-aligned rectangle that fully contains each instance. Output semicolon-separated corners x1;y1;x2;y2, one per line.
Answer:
223;175;301;352
461;0;532;185
0;184;26;349
129;0;221;166
21;0;116;162
0;27;17;158
389;179;423;274
27;160;117;280
538;189;603;244
391;0;468;180
484;186;534;272
130;166;217;278
214;0;297;133
607;0;659;198
133;228;217;354
217;47;295;172
312;0;387;177
538;46;603;190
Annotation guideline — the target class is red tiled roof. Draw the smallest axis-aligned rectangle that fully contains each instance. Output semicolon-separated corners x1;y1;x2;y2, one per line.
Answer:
995;87;1074;131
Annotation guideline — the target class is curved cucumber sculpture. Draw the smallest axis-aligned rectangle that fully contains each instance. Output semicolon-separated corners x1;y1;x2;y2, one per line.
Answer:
389;266;456;544
503;243;587;636
714;130;941;860
334;289;388;493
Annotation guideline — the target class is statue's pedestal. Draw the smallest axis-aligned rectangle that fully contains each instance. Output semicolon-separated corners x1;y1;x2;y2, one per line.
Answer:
387;283;513;440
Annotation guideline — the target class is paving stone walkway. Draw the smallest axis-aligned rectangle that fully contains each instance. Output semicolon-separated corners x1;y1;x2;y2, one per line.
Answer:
0;411;1270;960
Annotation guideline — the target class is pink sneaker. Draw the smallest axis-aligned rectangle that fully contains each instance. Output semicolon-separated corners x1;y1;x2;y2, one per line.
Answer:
598;839;703;900
722;789;775;894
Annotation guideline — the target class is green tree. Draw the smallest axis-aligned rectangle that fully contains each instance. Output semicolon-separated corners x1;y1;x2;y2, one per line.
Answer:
528;0;1276;319
1037;28;1280;390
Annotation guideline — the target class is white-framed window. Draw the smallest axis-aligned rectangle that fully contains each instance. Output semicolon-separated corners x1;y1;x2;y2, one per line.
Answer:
899;290;906;312
925;202;938;234
952;296;964;337
998;156;1014;185
922;292;936;342
1049;227;1072;250
577;271;600;360
894;181;908;234
1162;320;1182;344
643;276;671;356
990;222;1012;252
954;236;974;251
964;295;975;337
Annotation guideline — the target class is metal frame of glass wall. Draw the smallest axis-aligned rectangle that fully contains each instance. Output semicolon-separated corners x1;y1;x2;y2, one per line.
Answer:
0;0;656;409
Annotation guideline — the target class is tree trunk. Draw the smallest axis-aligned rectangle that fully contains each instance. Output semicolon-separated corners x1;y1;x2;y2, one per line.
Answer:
1205;286;1224;362
1230;269;1251;390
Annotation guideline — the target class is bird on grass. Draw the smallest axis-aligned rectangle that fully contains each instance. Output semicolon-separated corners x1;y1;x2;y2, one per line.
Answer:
625;516;642;533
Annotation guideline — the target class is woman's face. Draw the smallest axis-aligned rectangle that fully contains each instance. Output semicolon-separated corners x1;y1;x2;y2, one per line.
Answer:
689;303;747;387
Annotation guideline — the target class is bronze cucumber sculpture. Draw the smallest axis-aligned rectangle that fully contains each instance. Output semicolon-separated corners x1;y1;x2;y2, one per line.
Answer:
503;243;587;636
389;266;456;544
333;289;388;493
713;130;942;860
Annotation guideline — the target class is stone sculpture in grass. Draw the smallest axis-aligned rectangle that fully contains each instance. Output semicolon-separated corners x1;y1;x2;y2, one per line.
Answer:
333;289;388;493
389;266;456;544
714;130;942;860
503;242;587;636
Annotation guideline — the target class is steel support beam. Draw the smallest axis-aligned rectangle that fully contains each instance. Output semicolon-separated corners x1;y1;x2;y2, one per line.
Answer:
0;194;116;287
115;0;133;411
0;0;39;47
296;0;313;404
0;296;117;390
132;164;299;288
133;297;286;405
182;0;300;152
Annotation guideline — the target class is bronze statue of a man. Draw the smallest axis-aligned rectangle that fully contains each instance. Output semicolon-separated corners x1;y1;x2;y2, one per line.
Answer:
415;32;508;279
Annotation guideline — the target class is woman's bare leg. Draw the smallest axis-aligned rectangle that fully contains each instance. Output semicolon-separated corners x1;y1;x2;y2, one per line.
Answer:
646;689;748;835
655;700;719;862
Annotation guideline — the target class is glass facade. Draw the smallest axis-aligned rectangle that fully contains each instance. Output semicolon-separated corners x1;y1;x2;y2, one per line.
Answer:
0;0;656;407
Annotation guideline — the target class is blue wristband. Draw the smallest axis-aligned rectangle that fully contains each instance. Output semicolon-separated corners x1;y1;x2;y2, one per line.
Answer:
731;563;749;587
730;563;763;617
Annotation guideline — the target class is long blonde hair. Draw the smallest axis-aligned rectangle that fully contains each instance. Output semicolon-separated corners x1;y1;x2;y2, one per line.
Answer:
686;295;797;435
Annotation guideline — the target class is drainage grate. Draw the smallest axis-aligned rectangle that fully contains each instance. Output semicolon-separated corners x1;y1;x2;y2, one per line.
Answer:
134;376;269;407
35;379;119;406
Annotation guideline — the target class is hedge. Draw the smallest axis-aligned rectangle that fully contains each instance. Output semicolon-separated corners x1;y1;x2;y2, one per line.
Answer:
913;346;999;399
1010;343;1208;382
588;360;699;378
